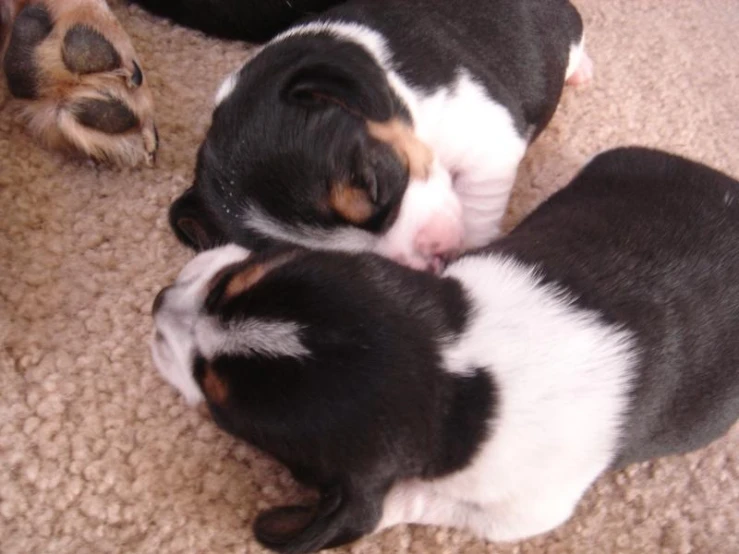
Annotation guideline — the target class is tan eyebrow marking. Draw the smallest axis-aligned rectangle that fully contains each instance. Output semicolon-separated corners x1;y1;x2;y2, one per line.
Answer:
202;362;228;405
224;263;269;300
367;118;433;181
329;181;374;224
209;252;300;305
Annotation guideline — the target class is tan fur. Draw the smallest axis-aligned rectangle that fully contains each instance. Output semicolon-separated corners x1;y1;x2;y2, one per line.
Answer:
367;118;434;181
202;363;228;405
329;181;374;224
224;263;268;300
218;252;298;302
1;0;157;165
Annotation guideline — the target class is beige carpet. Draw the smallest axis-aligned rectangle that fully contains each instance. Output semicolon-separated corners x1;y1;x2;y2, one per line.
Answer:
2;1;739;552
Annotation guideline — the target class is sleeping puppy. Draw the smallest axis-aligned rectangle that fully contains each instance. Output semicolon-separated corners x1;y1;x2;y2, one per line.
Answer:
169;0;592;269
152;147;739;553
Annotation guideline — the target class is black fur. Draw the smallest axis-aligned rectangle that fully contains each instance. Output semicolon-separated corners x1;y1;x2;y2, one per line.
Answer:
167;0;583;251
129;0;347;42
185;148;739;552
486;147;739;467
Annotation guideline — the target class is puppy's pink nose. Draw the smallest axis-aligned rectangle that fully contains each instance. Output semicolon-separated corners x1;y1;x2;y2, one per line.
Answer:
413;213;465;260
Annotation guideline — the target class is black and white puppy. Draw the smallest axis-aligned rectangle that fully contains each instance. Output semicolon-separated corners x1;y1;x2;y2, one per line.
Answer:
168;0;592;270
152;147;739;553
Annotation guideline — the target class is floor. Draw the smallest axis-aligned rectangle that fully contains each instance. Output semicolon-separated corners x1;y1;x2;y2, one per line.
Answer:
1;1;738;552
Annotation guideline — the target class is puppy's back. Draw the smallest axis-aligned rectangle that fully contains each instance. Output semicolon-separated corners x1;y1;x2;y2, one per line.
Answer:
488;147;739;467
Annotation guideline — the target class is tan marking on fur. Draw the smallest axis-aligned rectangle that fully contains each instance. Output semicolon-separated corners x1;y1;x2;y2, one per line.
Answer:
224;263;268;300
202;363;228;405
367;118;434;180
329;182;374;224
1;0;157;166
215;251;300;303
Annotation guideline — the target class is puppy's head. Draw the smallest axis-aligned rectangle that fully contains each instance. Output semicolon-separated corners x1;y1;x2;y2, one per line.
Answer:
151;244;472;552
169;33;461;269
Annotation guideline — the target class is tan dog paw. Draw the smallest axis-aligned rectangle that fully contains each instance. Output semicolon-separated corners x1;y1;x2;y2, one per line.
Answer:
2;0;157;165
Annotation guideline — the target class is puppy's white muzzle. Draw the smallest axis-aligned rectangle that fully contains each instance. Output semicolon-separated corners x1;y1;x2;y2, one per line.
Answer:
376;161;463;271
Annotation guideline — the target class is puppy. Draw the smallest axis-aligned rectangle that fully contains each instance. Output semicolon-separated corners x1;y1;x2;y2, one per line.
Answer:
152;147;739;553
168;0;592;269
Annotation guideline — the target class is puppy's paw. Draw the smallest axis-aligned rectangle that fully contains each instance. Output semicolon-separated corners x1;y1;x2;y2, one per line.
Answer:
565;49;593;87
3;0;157;165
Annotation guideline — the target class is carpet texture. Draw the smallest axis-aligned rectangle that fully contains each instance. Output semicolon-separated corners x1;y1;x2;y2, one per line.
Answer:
2;1;738;553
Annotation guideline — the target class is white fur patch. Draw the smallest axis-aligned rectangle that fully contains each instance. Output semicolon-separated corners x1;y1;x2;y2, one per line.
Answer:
272;21;394;67
380;254;636;541
375;160;463;269
242;206;379;253
411;71;527;249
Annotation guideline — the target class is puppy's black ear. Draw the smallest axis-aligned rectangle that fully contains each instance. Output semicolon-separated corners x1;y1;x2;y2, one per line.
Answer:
254;483;384;554
282;52;394;121
168;187;224;251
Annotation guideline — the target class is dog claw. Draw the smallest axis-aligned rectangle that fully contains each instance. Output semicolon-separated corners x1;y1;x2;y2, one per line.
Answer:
129;60;143;89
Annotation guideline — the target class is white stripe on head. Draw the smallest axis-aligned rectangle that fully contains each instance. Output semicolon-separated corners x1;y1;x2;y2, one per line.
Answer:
195;318;310;359
272;21;393;67
243;205;379;253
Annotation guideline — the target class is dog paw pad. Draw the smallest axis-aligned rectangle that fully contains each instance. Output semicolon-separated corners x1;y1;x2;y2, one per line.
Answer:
71;96;139;134
62;24;122;75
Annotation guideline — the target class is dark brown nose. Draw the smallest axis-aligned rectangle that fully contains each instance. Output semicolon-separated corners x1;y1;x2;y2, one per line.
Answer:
152;285;172;315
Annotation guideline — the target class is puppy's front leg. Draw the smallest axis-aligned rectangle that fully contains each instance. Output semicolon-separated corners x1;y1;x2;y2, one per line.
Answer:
455;168;521;249
378;478;578;544
376;479;468;532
